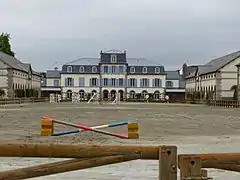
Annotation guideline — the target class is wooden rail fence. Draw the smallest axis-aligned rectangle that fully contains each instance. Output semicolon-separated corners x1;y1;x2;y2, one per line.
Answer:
0;143;239;179
207;100;240;108
0;98;48;105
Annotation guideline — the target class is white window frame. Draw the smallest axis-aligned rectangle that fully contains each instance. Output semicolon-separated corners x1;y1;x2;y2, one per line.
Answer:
67;66;72;72
79;66;84;73
92;66;97;73
130;67;135;73
166;81;173;88
142;67;147;73
111;55;117;63
155;67;160;73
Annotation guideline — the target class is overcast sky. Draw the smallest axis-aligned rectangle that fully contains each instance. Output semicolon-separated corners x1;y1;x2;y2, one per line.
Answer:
1;0;240;71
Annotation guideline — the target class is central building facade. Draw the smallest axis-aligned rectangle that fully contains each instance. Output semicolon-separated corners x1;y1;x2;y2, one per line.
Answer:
60;50;166;100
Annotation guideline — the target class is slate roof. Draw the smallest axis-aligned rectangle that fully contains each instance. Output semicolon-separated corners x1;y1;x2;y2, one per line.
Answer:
185;51;240;79
46;70;61;78
200;50;240;75
166;71;180;80
65;58;99;65
127;58;163;66
64;57;164;67
0;51;40;76
179;75;186;88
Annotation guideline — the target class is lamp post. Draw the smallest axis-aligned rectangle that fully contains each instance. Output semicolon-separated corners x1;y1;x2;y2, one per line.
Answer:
235;64;240;101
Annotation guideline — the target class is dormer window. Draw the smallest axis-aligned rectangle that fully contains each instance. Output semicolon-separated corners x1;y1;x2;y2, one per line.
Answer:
67;66;72;72
79;66;84;73
111;55;117;63
92;66;97;73
142;67;147;73
130;67;135;73
155;67;160;73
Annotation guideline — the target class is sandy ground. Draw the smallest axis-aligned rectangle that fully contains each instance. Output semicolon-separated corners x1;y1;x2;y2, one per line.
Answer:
0;102;240;179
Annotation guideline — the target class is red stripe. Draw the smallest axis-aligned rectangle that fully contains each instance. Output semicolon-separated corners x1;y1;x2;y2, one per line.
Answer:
76;125;92;131
111;132;129;139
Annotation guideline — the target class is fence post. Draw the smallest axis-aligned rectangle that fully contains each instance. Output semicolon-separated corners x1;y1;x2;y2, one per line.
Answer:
201;169;208;178
179;156;202;180
159;146;177;180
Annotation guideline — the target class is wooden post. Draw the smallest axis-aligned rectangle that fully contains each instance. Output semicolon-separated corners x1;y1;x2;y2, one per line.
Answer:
0;154;140;180
159;146;177;180
201;169;208;178
179;156;202;180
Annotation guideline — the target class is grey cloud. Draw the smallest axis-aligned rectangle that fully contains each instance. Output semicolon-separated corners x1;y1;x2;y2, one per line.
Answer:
1;0;240;71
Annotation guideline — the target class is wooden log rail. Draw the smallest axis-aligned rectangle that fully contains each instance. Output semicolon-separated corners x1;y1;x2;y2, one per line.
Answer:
207;100;240;108
0;143;240;179
178;153;240;179
0;143;177;180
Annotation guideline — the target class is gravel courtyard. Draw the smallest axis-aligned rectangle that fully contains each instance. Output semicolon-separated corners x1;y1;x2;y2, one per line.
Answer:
0;102;240;179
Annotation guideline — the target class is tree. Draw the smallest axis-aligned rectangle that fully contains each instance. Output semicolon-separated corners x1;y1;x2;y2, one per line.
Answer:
231;85;238;100
0;32;15;57
0;89;5;97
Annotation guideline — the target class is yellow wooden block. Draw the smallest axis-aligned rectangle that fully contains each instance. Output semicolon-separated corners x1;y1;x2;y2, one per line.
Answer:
41;129;53;136
128;122;139;129
128;122;139;139
41;118;53;126
128;132;139;139
41;117;54;136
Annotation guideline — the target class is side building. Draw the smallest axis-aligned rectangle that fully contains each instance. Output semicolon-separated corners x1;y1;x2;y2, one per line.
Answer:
0;51;41;98
42;49;167;101
165;70;185;100
185;50;240;100
40;68;61;97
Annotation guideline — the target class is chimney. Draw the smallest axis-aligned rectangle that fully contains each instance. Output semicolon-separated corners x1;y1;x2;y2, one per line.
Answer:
54;67;58;71
182;63;188;77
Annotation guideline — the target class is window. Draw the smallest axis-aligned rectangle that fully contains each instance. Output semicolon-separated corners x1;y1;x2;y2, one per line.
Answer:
130;91;136;99
155;67;160;73
166;81;173;88
79;77;85;87
142;67;147;73
104;66;108;73
153;79;162;87
92;66;97;73
141;78;149;87
53;80;59;87
111;78;116;86
79;66;84;73
153;91;160;99
118;78;124;86
129;78;137;87
67;66;72;72
111;55;117;63
112;66;116;73
90;78;98;86
66;78;73;86
119;66;124;73
103;78;108;86
130;67;135;73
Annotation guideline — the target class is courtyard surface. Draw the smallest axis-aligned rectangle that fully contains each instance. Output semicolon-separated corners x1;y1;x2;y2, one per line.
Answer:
0;102;240;179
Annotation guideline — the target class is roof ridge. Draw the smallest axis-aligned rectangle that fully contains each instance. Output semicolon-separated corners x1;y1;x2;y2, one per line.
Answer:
65;57;99;65
209;50;240;62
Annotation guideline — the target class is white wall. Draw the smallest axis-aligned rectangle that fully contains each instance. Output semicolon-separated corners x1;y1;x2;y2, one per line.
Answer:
185;77;196;91
127;74;166;93
60;73;166;94
61;74;100;93
166;79;179;88
46;77;61;87
219;57;240;98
